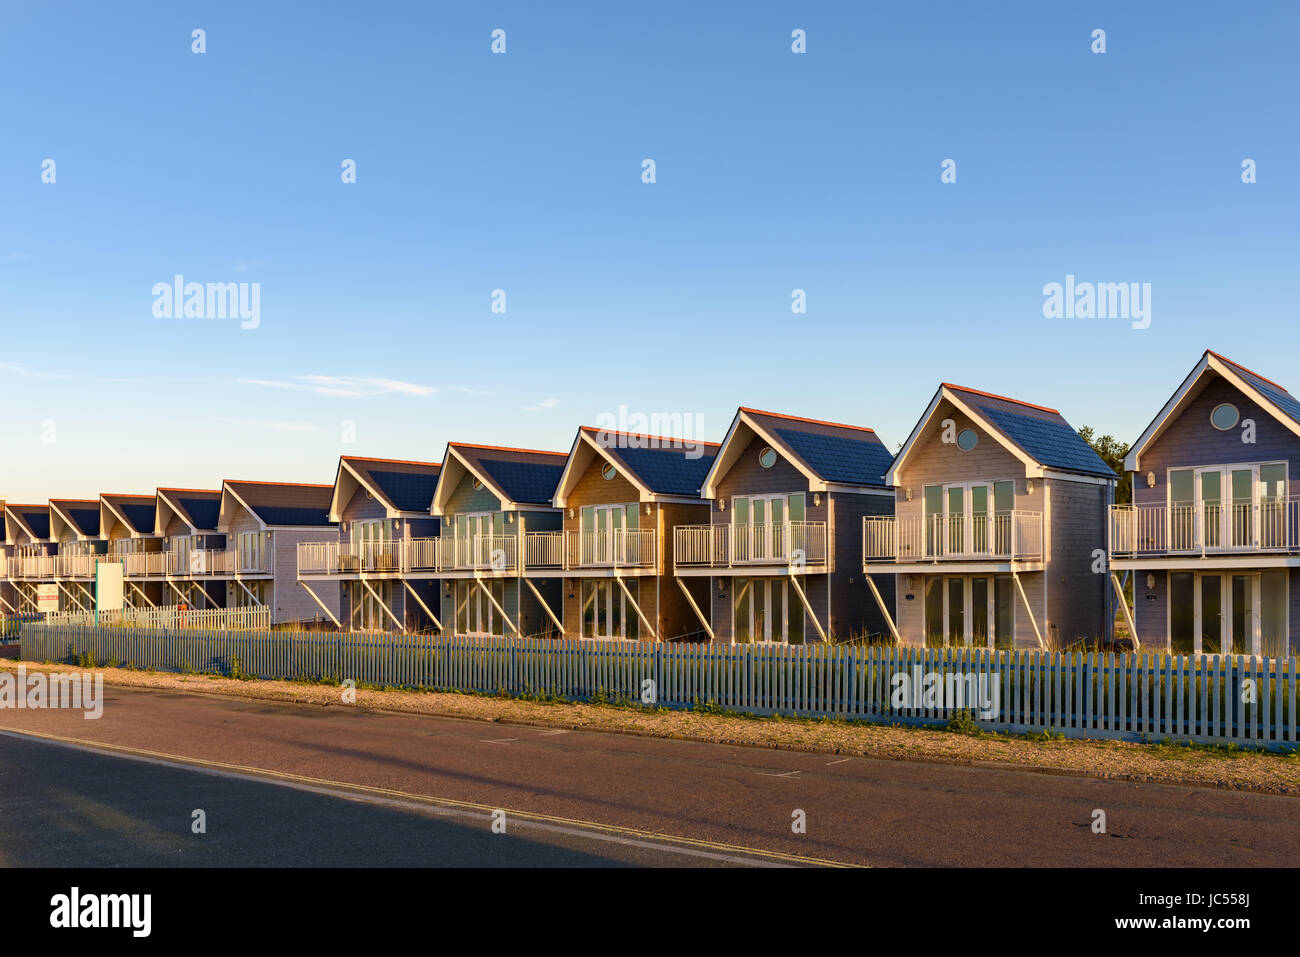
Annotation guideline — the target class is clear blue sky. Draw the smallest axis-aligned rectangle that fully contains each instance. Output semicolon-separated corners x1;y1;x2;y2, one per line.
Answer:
1;1;1296;501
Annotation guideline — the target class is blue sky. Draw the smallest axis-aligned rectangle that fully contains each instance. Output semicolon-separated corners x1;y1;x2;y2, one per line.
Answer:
1;1;1296;500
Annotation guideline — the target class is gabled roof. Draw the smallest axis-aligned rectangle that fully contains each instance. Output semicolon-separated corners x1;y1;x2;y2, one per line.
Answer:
703;407;893;497
431;443;567;514
100;493;159;537
49;499;102;539
1125;351;1300;471
156;488;223;535
5;504;50;544
888;383;1115;485
329;456;441;520
220;480;336;530
553;427;720;507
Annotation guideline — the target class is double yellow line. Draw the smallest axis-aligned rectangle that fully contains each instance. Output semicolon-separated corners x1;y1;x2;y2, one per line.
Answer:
1;726;859;868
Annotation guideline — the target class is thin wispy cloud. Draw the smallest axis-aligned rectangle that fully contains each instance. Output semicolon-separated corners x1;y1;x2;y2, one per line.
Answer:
522;397;560;413
237;375;436;398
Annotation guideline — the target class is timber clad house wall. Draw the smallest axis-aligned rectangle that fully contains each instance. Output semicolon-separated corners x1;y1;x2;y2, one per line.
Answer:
539;427;719;642
432;443;567;639
3;503;56;615
1112;351;1300;656
101;493;166;610
865;384;1114;650
218;480;340;626
47;498;105;612
296;456;442;633
154;487;229;609
680;407;896;644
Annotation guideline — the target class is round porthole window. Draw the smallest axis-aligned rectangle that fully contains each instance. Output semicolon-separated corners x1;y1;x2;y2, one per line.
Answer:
602;463;617;481
759;447;777;469
1211;403;1239;431
956;429;978;451
472;478;484;490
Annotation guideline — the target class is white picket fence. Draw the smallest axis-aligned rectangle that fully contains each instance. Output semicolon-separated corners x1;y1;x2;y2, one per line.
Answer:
18;625;1300;749
36;604;270;631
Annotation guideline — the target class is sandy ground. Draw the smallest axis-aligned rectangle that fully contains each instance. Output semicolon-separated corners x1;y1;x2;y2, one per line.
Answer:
4;659;1300;795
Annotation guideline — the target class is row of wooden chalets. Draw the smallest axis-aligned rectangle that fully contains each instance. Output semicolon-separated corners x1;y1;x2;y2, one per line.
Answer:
3;349;1296;657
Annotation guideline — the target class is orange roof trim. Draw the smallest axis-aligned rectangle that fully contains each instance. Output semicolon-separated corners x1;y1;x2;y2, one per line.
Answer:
580;426;721;447
740;407;877;434
942;384;1059;416
449;441;568;457
1207;350;1285;390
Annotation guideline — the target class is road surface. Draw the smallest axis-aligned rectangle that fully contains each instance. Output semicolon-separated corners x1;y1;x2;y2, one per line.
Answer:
2;683;1298;866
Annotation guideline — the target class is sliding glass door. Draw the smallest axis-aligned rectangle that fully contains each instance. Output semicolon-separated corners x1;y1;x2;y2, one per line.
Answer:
1169;570;1287;655
924;574;1014;648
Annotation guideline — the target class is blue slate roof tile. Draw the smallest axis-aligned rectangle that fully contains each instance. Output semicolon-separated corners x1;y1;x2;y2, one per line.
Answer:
368;469;440;513
948;387;1114;478
477;459;566;506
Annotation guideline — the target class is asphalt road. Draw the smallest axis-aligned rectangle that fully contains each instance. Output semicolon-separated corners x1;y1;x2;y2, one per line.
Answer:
2;683;1299;866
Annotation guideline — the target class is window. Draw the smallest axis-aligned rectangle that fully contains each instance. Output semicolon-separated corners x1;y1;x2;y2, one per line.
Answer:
602;463;617;481
454;511;505;567
923;574;1016;648
758;447;777;469
350;580;393;631
731;492;805;561
1211;403;1239;430
581;579;638;640
1168;462;1288;550
956;429;978;451
922;480;1016;557
731;577;804;644
454;580;507;636
236;532;269;571
578;503;638;564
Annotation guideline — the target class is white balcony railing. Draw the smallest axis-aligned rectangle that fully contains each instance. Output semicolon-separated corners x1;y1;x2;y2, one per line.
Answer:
13;554;57;579
862;512;1044;563
297;541;396;575
522;529;656;571
298;536;519;576
673;522;829;569
1110;498;1300;556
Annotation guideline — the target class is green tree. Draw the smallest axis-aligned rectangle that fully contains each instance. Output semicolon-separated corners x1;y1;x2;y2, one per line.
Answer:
1079;425;1131;504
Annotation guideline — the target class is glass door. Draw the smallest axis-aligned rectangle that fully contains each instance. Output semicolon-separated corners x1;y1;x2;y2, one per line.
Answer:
1193;572;1265;655
927;575;1015;648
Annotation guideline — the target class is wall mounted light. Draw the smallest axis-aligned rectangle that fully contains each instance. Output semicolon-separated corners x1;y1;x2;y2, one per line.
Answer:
1146;573;1156;590
718;499;726;512
568;508;574;519
507;513;514;523
1026;479;1035;494
905;487;912;502
1146;472;1156;488
813;493;821;507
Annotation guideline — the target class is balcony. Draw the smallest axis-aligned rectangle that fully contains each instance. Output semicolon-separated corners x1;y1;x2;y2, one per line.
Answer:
297;536;521;576
1110;498;1300;557
862;512;1044;563
674;522;829;570
298;541;397;576
55;554;103;578
437;535;518;573
522;529;656;572
12;554;56;579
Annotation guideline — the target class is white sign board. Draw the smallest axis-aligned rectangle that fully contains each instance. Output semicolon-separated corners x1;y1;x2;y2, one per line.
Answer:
95;561;125;612
36;583;59;613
